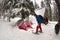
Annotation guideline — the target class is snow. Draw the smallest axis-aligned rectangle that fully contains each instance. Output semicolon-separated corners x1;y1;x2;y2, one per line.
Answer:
0;0;60;40
35;7;45;17
0;16;60;40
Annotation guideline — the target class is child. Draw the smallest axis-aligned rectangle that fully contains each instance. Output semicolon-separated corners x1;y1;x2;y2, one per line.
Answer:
34;13;43;34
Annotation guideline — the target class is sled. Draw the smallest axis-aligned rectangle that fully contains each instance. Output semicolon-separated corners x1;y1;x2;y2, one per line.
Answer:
18;20;33;30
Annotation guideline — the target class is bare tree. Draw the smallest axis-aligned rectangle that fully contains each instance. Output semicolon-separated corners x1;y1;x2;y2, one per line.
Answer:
44;0;52;21
55;0;60;23
55;0;60;34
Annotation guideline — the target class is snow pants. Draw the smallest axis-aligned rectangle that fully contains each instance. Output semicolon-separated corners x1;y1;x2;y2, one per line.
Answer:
36;24;42;33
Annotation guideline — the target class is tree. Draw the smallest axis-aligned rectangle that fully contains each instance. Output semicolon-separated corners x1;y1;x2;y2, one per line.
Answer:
19;0;35;20
0;0;13;22
44;0;52;21
55;0;60;34
0;0;35;22
55;0;60;23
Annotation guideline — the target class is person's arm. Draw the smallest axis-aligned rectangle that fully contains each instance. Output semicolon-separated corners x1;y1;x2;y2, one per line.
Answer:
39;15;43;19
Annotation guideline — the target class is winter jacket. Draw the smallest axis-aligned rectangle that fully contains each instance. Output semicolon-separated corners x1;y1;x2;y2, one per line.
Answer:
36;15;43;24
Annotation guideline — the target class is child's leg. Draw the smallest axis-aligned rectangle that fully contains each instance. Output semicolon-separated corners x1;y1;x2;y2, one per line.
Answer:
36;25;39;33
39;24;42;32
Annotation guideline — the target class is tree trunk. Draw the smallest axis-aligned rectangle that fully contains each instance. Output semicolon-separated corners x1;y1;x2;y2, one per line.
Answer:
54;0;60;34
44;0;51;21
55;0;60;23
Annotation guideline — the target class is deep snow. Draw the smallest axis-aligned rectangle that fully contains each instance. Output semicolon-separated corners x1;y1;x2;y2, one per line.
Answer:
0;16;60;40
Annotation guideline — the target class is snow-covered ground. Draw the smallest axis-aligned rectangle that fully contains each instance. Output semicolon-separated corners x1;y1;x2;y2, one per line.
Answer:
0;16;60;40
0;0;60;40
